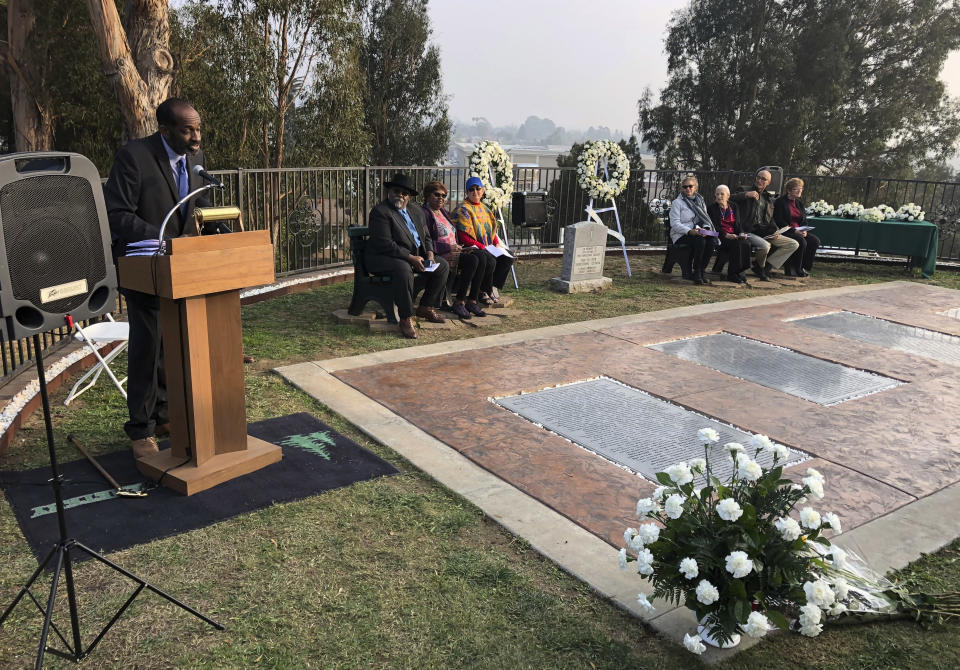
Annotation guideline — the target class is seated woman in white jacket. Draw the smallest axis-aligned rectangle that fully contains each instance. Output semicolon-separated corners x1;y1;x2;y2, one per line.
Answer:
669;175;719;285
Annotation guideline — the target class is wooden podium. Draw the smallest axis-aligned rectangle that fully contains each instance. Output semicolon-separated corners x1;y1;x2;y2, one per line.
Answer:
118;230;281;495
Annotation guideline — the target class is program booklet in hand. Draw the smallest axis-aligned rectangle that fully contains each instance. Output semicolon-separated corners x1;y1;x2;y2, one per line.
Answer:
764;226;791;239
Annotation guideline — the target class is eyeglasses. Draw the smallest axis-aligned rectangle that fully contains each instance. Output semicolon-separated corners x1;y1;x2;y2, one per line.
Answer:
431;193;447;199
682;185;696;189
467;186;483;192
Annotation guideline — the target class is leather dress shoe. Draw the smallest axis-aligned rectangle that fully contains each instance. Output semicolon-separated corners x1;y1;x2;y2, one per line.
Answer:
131;436;159;459
416;306;446;323
399;317;417;339
155;422;171;437
465;301;486;317
452;303;471;319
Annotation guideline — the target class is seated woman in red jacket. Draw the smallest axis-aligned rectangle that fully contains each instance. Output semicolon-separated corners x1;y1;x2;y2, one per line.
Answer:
450;176;513;305
774;177;820;277
421;180;484;318
707;184;752;284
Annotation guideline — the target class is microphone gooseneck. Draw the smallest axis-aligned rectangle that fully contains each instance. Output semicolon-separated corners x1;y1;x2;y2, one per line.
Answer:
191;164;225;189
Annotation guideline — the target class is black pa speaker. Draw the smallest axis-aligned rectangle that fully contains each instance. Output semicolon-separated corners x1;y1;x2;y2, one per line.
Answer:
512;191;548;227
0;152;117;340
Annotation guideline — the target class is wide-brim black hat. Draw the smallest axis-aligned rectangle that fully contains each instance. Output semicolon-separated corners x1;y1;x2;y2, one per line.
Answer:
385;173;418;196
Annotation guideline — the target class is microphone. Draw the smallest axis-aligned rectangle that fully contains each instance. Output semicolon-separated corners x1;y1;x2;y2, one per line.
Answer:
191;164;224;188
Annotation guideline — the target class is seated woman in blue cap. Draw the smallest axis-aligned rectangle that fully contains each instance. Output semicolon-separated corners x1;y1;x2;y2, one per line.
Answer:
450;176;513;305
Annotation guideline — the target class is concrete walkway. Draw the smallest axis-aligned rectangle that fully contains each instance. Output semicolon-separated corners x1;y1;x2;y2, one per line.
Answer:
277;281;960;662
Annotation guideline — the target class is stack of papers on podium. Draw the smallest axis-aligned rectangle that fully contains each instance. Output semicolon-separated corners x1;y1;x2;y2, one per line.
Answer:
125;239;166;256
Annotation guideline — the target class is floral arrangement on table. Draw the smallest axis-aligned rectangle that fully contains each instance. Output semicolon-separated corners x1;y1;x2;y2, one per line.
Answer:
468;140;514;210
895;202;926;222
805;200;833;217
620;428;960;655
576;140;630;200
860;207;885;223
876;204;896;219
833;202;865;219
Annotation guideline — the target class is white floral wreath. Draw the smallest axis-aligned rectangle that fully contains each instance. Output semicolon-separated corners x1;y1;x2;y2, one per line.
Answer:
577;140;630;199
468;140;514;210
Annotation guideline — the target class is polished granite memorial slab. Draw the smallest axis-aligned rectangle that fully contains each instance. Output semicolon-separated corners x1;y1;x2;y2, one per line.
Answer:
332;282;960;548
792;310;960;367
648;332;902;405
495;377;806;482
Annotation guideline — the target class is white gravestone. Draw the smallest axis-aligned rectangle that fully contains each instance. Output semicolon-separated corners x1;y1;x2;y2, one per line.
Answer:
549;220;613;293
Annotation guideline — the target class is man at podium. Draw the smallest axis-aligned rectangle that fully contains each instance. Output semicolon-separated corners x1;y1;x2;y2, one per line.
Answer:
103;98;210;460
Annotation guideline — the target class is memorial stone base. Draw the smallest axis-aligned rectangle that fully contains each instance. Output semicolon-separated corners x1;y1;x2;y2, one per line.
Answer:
549;276;613;294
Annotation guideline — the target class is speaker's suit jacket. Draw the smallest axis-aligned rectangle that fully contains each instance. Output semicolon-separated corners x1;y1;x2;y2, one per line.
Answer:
365;199;436;272
103;132;210;256
102;131;210;442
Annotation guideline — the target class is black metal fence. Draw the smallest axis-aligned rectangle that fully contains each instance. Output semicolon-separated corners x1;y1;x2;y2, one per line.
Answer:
205;166;960;275
2;165;959;386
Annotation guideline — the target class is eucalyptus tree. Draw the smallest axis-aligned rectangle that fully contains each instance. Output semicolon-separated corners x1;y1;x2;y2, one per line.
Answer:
359;0;451;165
637;0;960;177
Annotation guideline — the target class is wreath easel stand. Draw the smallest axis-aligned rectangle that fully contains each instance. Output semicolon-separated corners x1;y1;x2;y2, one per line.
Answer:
584;155;632;278
489;165;520;290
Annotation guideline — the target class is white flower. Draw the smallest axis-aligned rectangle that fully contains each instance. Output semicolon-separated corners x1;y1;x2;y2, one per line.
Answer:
623;527;637;546
696;579;719;604
679;557;699;579
774;516;802;541
665;462;693;486
743;611;771;638
664;493;685;519
833;577;850;601
636;497;657;516
636;548;654;575
637;523;661;545
806;467;825;484
823;512;842;533
689;457;706;473
716;498;743;522
636;592;656;615
738;458;763;482
799;622;823;637
829;546;848;569
803;474;825;499
618;548;627;569
828;602;848;616
683;632;706;655
651;486;668;502
698;427;719;444
725;551;754;578
772;443;790;461
799;602;822;626
750;434;774;452
804;579;836;608
627;533;644;552
724;442;745;455
799;506;822;529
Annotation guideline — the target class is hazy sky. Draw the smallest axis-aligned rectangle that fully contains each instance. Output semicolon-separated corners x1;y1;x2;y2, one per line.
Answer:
430;0;960;137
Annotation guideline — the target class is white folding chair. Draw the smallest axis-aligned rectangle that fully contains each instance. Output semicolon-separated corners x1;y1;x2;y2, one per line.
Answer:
63;314;129;405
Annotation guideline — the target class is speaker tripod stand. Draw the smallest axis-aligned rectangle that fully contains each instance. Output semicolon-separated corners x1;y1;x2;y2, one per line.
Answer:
0;333;223;669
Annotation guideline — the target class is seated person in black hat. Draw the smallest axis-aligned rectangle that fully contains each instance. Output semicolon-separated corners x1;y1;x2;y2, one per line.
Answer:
366;173;450;339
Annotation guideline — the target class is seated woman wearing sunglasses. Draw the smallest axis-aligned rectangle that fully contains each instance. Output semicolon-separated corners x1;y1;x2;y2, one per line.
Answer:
422;180;485;318
450;176;513;306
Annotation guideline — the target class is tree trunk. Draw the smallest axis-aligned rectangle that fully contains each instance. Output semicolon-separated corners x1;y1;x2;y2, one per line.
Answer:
85;0;173;140
6;0;55;151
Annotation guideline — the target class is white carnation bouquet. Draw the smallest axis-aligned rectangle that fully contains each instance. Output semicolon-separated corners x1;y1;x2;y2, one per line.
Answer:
833;202;865;219
805;200;833;217
620;429;960;655
860;207;885;223
894;202;926;222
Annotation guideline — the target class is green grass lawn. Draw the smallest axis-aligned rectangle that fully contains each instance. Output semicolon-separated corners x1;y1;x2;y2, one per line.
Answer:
1;255;958;669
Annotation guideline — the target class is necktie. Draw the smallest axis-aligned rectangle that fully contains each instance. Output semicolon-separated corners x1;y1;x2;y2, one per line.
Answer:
399;208;421;249
177;158;188;217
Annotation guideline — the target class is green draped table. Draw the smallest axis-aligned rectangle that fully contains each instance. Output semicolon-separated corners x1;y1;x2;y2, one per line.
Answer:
807;216;939;278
